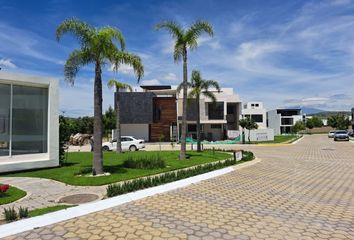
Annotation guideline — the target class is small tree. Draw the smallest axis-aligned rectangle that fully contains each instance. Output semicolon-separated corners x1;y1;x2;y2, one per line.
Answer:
328;114;350;130
306;119;315;130
107;80;133;153
103;106;116;137
292;120;305;134
239;117;258;144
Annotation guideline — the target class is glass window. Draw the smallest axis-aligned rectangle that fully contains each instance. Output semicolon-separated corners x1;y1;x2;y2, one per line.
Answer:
251;114;263;123
0;84;11;156
12;85;48;155
208;102;224;120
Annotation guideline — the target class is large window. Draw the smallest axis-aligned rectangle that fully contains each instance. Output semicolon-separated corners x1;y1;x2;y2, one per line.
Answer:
0;83;48;157
208;102;224;120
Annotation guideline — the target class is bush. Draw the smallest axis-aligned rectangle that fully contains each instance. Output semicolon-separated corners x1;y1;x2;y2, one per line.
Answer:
19;207;29;219
123;155;166;169
3;207;18;222
107;151;254;197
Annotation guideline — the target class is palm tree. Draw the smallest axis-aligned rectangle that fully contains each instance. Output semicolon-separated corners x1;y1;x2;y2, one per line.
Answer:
156;20;213;160
107;79;133;153
177;70;220;152
56;18;143;175
240;117;258;144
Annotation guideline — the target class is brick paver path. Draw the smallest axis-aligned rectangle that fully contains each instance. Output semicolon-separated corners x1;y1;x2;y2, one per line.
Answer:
5;135;354;239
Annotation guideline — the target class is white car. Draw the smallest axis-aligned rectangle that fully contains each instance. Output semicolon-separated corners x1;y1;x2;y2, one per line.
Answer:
102;136;145;152
328;130;335;138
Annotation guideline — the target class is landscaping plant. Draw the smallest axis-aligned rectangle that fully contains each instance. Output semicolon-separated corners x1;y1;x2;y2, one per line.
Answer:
123;155;166;169
56;18;143;175
107;151;254;197
156;20;213;160
177;70;220;152
19;207;29;219
0;184;10;196
3;207;18;222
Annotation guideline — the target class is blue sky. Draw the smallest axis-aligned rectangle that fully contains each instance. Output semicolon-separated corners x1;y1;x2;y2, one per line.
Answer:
0;0;353;116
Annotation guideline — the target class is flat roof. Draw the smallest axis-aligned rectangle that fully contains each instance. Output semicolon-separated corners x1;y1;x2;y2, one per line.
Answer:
140;85;171;90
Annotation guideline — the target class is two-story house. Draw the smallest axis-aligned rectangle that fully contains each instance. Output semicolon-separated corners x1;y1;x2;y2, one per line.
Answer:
267;108;303;135
118;86;242;142
177;88;241;141
241;102;267;129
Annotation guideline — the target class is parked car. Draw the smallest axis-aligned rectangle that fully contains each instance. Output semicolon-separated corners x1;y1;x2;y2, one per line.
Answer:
102;136;145;151
348;131;354;137
328;130;335;138
333;130;349;141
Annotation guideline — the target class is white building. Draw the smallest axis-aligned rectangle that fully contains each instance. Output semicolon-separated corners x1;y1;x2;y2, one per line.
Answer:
0;72;59;173
177;88;241;141
241;102;267;129
267;109;303;135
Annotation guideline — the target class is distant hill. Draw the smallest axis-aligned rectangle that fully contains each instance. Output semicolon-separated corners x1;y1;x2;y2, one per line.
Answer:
288;106;324;114
308;111;351;119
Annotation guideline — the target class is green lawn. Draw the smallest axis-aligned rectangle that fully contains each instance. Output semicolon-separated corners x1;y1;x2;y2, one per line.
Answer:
0;186;27;205
1;151;231;186
29;205;74;217
255;135;300;144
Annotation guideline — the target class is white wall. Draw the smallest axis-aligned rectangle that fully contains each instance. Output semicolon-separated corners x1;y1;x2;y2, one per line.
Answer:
244;129;274;142
267;110;281;135
120;124;149;141
242;102;267;129
0;72;59;173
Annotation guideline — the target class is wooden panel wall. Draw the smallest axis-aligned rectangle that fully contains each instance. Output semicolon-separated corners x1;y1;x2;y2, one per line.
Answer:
150;97;176;141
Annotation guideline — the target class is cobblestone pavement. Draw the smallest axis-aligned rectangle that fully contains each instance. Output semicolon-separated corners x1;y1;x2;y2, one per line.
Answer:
0;177;106;216
5;135;354;239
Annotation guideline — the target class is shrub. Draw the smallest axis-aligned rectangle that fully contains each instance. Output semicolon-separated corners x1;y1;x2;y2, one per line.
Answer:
107;151;254;197
19;207;29;219
3;207;18;222
0;184;10;195
123;155;166;169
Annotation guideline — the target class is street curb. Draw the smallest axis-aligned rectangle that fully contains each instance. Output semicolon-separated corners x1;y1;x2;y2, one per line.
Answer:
0;159;258;238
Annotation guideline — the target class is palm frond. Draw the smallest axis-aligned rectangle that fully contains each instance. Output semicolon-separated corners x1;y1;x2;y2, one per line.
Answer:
202;90;217;104
64;49;93;85
184;20;213;48
107;79;133;92
202;80;221;92
176;81;192;94
99;27;125;50
155;20;184;40
56;18;94;46
111;51;144;81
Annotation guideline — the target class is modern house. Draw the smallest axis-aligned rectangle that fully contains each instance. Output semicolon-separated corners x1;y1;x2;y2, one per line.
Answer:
177;87;241;141
0;72;59;173
241;102;267;129
267;108;303;135
118;86;242;142
118;85;177;142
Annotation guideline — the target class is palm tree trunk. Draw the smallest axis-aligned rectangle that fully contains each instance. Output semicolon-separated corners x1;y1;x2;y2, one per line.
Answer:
179;49;188;160
93;61;104;175
115;91;122;153
196;94;201;152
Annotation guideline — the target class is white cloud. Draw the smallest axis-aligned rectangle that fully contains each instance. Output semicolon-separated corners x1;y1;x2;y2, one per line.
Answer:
0;23;63;64
163;72;178;81
140;79;161;85
0;58;16;68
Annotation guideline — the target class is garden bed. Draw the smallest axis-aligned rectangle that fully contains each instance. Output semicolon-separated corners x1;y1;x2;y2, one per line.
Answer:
1;151;231;186
0;186;26;205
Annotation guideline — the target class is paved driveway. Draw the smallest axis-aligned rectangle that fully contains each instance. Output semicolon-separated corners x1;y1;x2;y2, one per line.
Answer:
5;135;354;239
